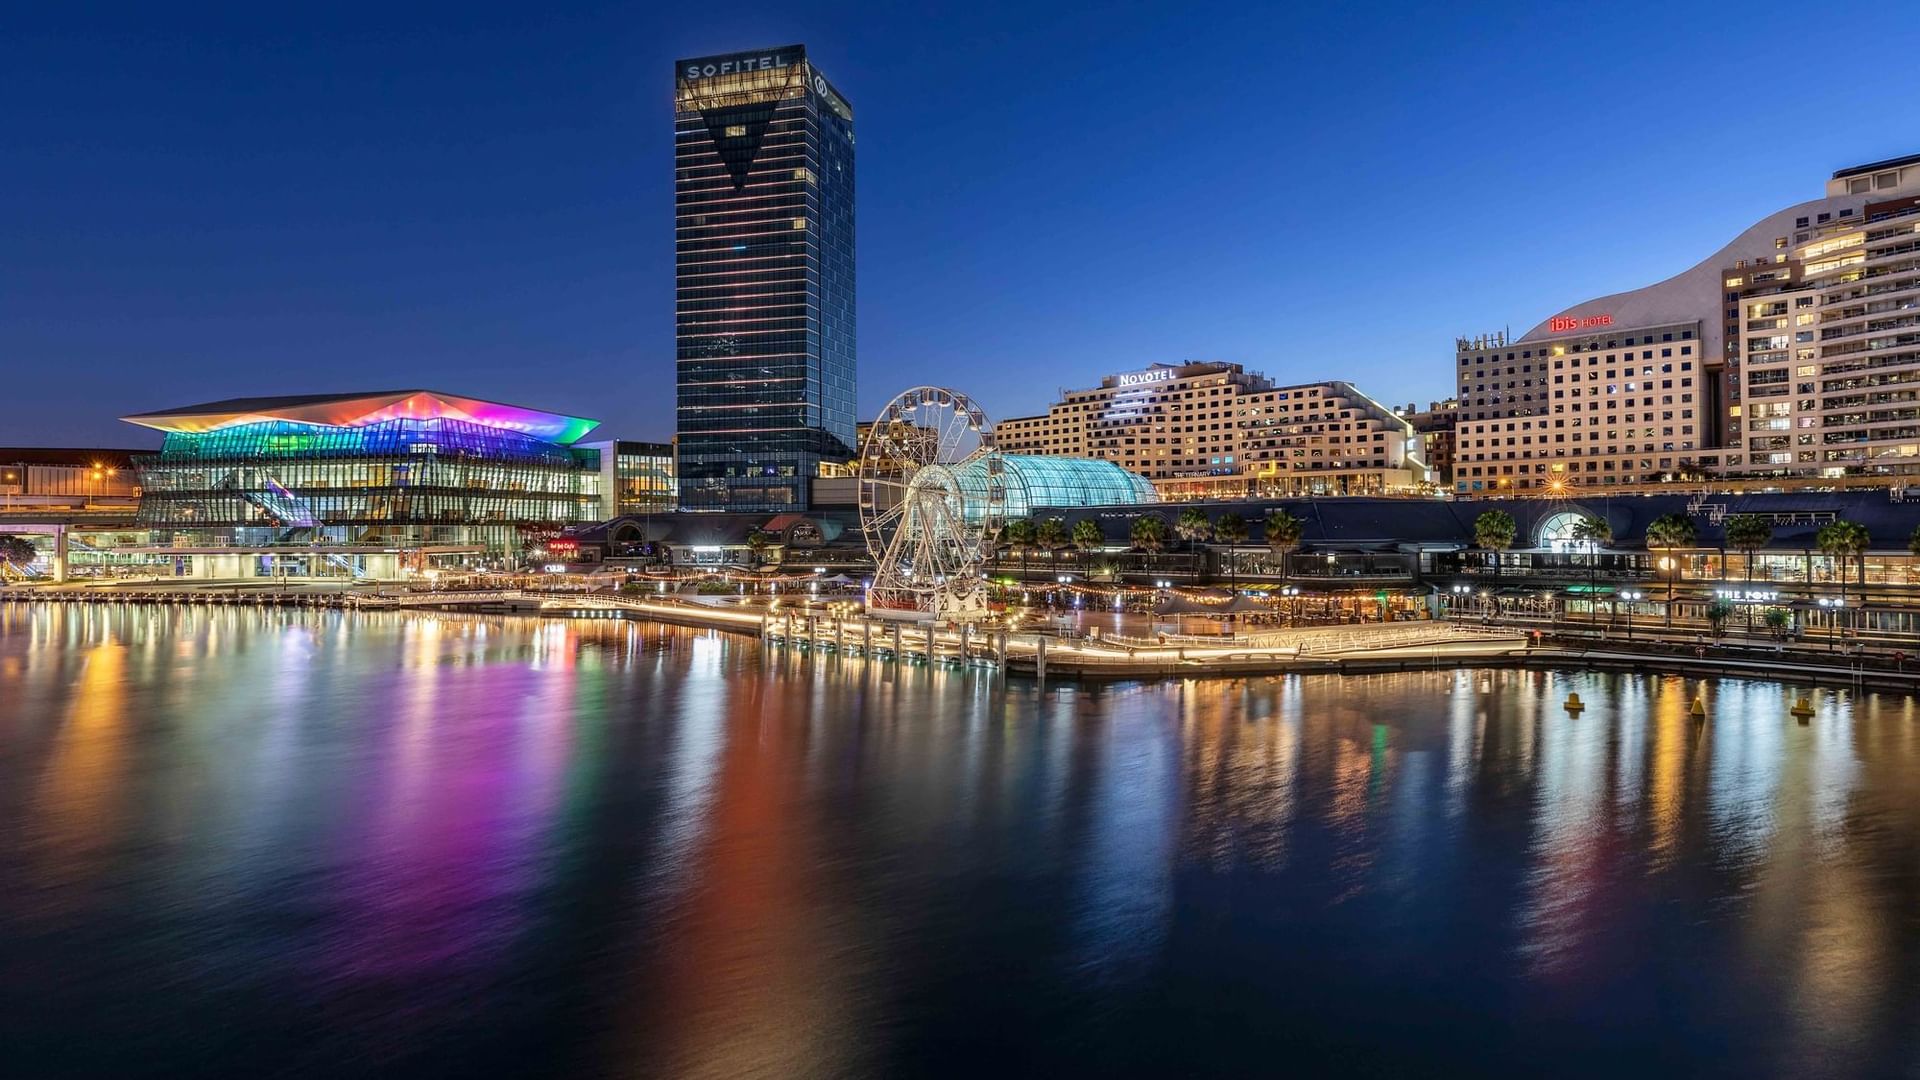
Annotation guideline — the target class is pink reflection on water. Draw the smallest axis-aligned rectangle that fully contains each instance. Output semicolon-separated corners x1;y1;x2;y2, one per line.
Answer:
314;618;579;982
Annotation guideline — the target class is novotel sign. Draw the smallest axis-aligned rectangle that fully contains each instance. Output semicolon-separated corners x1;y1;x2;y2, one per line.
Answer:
1115;369;1175;387
1548;313;1615;334
683;52;793;80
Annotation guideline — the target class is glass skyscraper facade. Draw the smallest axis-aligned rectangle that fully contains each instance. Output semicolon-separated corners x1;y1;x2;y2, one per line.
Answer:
674;44;856;511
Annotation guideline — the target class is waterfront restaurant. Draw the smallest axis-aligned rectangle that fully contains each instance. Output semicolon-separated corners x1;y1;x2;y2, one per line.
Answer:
998;491;1920;638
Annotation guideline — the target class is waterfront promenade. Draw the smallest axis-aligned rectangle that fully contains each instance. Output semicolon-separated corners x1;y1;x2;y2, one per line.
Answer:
9;580;1919;692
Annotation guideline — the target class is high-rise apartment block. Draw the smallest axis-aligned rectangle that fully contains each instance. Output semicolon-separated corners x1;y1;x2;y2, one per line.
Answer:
1453;153;1920;492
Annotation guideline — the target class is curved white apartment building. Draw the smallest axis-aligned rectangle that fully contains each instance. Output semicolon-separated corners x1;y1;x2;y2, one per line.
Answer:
1455;153;1920;492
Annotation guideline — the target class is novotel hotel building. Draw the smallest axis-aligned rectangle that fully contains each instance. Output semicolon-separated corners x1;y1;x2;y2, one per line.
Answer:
673;44;857;512
1453;152;1920;492
995;362;1425;498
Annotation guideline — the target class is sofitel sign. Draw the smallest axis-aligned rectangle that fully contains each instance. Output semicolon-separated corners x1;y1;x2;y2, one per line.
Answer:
683;53;791;79
1116;369;1174;387
1549;313;1614;333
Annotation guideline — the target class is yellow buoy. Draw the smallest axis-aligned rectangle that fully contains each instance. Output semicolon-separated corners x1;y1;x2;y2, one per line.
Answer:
1690;696;1707;719
1564;692;1585;713
1790;696;1815;720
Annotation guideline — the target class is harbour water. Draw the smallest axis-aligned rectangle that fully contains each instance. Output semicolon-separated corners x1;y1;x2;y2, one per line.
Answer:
2;603;1917;1077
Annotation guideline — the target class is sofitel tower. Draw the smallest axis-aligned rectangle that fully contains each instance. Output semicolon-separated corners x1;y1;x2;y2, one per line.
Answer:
674;45;856;510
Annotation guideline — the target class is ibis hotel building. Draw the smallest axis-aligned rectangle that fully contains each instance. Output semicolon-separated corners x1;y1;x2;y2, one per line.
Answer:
674;45;857;511
1453;152;1920;492
123;391;604;577
994;362;1427;498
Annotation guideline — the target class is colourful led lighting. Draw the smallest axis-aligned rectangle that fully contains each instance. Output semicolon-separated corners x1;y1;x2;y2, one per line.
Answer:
123;391;600;444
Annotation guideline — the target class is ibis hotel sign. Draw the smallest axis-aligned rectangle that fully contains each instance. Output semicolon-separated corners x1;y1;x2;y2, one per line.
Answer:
1114;368;1175;387
1548;313;1615;334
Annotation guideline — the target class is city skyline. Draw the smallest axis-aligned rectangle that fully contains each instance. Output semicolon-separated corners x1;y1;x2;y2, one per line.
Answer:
8;2;1920;448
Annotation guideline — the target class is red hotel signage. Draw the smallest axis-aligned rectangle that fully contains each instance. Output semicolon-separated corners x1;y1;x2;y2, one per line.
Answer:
1548;313;1614;333
547;539;579;554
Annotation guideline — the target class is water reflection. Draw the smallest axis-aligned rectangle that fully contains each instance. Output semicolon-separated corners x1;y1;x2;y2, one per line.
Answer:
0;602;1917;1078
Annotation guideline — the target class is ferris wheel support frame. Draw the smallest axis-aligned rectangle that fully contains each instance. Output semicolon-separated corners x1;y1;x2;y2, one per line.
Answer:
857;386;1003;622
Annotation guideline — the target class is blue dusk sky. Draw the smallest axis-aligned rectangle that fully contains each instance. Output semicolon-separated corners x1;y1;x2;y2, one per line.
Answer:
5;1;1919;447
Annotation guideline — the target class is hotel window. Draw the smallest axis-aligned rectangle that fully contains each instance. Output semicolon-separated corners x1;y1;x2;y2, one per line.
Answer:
724;125;747;137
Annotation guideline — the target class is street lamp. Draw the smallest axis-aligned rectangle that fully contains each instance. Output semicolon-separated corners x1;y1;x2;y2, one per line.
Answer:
1282;584;1301;625
1620;589;1644;640
1449;583;1470;620
1816;595;1844;652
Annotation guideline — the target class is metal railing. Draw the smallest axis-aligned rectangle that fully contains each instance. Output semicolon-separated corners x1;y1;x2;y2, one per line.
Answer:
1103;620;1496;653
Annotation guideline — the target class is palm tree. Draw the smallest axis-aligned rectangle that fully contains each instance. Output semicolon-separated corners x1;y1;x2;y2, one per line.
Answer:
1473;509;1517;579
1175;506;1213;546
1644;512;1698;629
1003;518;1036;581
744;528;776;569
1128;513;1167;554
1265;508;1304;580
1724;514;1772;584
1214;512;1248;589
1035;516;1070;568
1815;519;1871;637
1071;518;1103;575
1567;514;1611;623
1723;513;1772;634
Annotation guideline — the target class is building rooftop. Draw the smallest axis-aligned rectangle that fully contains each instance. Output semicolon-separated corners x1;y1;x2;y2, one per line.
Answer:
1833;152;1920;180
121;390;600;445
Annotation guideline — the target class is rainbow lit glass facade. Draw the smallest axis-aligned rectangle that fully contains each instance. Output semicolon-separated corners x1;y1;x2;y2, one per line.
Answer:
674;45;857;511
124;392;602;556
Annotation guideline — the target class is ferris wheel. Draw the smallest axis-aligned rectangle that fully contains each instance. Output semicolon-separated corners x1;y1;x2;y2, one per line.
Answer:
857;386;1003;621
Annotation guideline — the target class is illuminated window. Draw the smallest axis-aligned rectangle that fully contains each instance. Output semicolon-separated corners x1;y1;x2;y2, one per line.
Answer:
723;125;747;137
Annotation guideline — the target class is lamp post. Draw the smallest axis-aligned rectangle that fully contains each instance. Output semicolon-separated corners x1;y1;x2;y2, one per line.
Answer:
1816;596;1843;652
1282;584;1301;626
1658;555;1679;629
1620;589;1644;641
1449;583;1470;621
